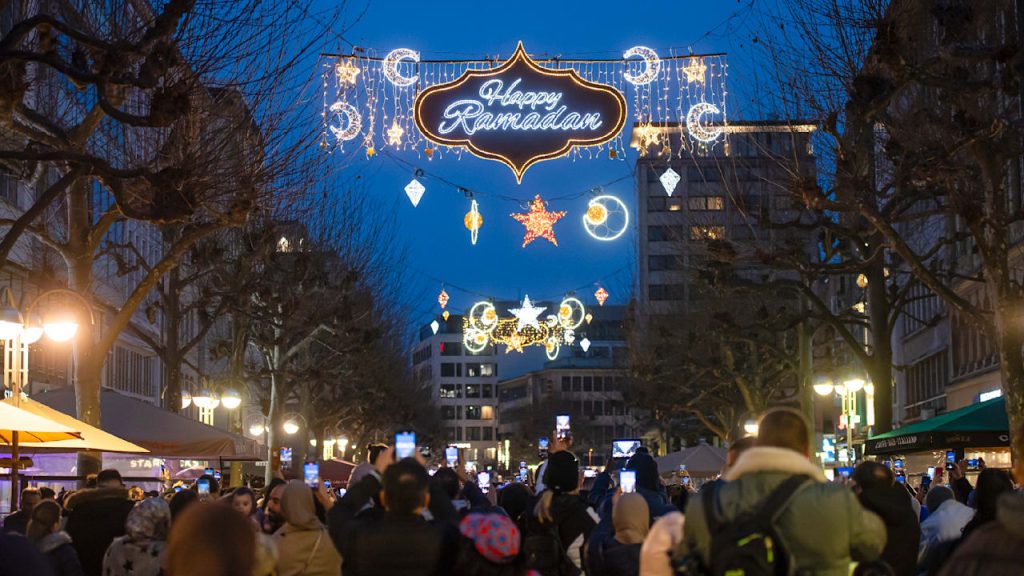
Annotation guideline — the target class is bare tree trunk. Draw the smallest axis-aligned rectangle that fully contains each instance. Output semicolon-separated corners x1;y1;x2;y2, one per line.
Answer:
798;297;815;428
264;345;281;486
866;257;894;434
163;268;183;412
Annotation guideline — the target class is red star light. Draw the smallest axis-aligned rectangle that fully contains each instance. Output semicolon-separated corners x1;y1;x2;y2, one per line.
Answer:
510;195;567;247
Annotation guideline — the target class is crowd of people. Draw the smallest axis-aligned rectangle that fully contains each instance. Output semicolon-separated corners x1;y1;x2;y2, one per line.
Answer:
2;408;1023;576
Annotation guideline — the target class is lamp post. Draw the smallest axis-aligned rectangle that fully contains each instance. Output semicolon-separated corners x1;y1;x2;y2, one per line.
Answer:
815;375;867;466
1;287;93;510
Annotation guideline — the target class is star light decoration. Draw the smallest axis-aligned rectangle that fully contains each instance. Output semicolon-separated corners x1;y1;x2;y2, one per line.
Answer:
682;58;707;84
511;195;566;248
387;120;405;147
464;296;586;355
335;59;360;85
594;288;609;306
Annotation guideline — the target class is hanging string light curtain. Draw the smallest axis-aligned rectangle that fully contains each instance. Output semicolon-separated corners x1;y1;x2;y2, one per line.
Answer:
319;47;728;161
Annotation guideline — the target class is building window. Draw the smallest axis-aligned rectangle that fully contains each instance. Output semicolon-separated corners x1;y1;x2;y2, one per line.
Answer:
483;427;493;441
688;196;724;211
442;406;456;419
446;427;458;441
440;363;462;377
466;363;495;377
905;350;949;419
572;376;581;392
561;377;570;392
649;284;685;301
199;406;215;426
440;384;461;398
690;225;726;240
466;427;481;441
466;384;480;398
583;377;592;392
648;255;683;272
482;384;493;398
481;405;494;420
440;342;463;356
466;406;482;420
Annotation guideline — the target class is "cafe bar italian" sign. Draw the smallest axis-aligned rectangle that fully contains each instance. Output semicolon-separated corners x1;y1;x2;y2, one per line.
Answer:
415;42;627;182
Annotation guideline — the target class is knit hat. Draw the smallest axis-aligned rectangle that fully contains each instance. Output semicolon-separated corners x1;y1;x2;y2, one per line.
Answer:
459;513;521;564
543;451;579;494
626;452;659;491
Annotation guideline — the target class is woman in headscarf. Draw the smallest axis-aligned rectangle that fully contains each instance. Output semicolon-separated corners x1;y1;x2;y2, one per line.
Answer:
102;497;171;576
453;512;535;576
584;492;649;576
272;480;341;576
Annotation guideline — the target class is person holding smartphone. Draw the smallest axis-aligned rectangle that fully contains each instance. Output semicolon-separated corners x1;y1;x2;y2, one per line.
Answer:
272;480;341;576
520;450;597;574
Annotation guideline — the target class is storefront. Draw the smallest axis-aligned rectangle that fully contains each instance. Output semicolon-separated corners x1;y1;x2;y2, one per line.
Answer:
865;396;1011;484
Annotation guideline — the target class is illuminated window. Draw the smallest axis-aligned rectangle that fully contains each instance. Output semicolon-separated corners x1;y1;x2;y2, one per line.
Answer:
440;384;461;398
276;237;291;253
481;405;494;420
199;406;214;426
667;198;683;212
690;225;725;240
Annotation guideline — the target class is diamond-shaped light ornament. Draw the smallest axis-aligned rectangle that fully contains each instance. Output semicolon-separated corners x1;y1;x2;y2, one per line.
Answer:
585;313;593;325
580;337;591;352
405;179;425;207
660;168;680;197
442;310;450;322
594;288;609;306
438;289;449;309
430;320;439;334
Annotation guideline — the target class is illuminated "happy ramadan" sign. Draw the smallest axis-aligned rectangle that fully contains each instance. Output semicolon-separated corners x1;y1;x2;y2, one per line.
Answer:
415;42;627;182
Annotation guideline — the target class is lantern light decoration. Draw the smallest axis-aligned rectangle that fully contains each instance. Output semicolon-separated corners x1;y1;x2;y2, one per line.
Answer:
442;310;450;322
464;296;587;354
511;195;566;248
595;287;609;306
430;320;440;334
464;200;482;245
438;289;449;309
659;167;680;196
405;178;425;207
580;338;592;353
585;313;593;325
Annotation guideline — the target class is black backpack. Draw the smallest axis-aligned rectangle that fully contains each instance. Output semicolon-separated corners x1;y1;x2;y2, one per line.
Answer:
696;475;812;576
518;511;582;576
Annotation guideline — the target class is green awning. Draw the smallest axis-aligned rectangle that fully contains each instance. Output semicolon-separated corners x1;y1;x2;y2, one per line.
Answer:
865;396;1009;455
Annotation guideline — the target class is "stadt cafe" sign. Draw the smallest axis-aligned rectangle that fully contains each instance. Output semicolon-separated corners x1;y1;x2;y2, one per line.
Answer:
414;42;627;182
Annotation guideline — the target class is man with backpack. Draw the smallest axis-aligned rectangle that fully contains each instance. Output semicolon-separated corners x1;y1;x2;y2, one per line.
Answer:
678;408;886;576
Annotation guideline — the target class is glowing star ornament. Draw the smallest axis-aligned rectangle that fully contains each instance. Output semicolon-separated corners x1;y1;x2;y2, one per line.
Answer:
464;200;482;245
335;59;360;84
430;320;439;334
505;333;525;354
511;195;566;248
580;338;592;353
509;295;546;331
594;288;609;306
623;46;661;85
682;58;707;83
405;179;425;207
686;102;724;143
438;289;449;309
387;121;405;147
659;167;681;196
383;48;420;87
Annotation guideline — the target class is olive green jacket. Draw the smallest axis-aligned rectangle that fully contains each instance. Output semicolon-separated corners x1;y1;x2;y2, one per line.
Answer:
681;446;886;576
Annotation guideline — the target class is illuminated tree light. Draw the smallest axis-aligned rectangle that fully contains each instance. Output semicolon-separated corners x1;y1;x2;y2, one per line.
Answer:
682;58;707;84
464;200;482;245
328;101;361;142
623;46;660;85
594;287;609;306
686;102;724;143
583;195;629;241
659;167;680;196
383;48;420;87
511;195;566;248
405;179;425;207
438;289;449;309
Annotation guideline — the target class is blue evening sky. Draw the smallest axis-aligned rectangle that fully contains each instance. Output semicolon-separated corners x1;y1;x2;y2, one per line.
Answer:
318;0;762;329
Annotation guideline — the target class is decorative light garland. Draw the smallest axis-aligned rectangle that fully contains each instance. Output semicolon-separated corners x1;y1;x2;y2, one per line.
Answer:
463;295;587;354
511;195;566;248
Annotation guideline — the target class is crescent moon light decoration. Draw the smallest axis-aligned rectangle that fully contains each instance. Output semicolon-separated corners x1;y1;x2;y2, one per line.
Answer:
328;101;362;142
623;46;661;86
686;102;724;143
383;48;420;87
583;195;630;241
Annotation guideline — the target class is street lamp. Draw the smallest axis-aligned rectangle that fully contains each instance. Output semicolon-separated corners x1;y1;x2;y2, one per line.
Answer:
191;387;220;410
816;374;868;466
743;419;759;436
219;388;242;410
283;420;300;435
249;422;266;436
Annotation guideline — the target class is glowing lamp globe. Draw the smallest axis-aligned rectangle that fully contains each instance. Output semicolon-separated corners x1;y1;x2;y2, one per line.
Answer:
813;377;835;397
181;390;193;410
0;308;22;340
249;423;265;436
322;438;336;447
337;437;349;448
464;210;483;231
192;388;219;410
283;420;300;435
743;420;759;435
220;389;242;410
844;378;866;393
43;318;78;342
20;323;44;345
585;203;609;226
309;438;317;447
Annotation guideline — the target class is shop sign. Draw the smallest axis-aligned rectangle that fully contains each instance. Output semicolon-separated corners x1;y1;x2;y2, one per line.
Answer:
415;42;627;182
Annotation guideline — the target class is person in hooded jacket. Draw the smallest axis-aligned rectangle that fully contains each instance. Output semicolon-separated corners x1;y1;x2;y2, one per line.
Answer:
101;497;170;576
272;480;341;576
851;461;919;576
27;500;84;576
522;450;598;575
65;470;136;576
588;452;675;525
584;492;649;576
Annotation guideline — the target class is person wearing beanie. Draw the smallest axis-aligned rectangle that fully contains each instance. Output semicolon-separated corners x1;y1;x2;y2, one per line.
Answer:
522;450;598;574
585;492;649;576
453;513;535;576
